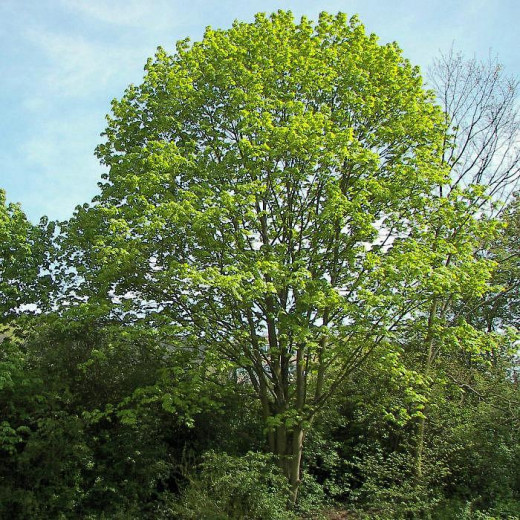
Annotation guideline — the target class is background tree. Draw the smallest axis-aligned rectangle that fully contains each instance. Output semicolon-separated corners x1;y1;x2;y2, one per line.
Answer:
0;189;53;325
428;49;520;206
395;48;520;483
463;196;520;333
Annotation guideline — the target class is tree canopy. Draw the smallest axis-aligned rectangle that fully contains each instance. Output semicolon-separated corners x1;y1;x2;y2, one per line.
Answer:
61;11;499;502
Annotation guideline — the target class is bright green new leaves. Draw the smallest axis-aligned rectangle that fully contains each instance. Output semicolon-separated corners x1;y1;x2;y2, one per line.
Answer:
65;12;498;490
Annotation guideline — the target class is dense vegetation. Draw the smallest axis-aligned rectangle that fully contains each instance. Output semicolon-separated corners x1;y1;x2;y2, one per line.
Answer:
1;11;519;519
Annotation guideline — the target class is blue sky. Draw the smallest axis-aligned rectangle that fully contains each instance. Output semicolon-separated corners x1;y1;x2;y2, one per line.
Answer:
1;0;519;223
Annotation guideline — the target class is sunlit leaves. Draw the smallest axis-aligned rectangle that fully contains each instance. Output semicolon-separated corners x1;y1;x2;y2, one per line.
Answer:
62;13;500;474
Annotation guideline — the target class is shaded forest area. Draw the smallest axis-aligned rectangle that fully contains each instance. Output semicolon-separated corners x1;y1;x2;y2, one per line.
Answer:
1;12;519;519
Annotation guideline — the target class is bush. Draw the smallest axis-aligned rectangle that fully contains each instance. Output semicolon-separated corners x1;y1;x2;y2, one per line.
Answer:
170;451;295;519
348;444;447;519
433;498;520;520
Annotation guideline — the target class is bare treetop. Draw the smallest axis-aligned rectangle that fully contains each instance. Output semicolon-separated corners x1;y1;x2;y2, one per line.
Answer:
429;48;520;209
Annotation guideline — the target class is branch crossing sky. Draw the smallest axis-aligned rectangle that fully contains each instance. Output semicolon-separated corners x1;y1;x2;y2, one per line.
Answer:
1;0;518;222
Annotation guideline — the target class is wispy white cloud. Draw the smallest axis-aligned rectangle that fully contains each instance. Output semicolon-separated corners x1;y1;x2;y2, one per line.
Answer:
60;0;186;29
61;0;154;26
23;28;144;98
9;1;192;221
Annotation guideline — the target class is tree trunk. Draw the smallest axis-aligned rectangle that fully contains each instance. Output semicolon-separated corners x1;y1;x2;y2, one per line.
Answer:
269;423;305;506
414;299;437;482
288;426;304;505
415;416;426;482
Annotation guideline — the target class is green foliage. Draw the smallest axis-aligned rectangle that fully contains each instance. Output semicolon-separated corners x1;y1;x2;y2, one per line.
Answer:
470;196;520;331
171;451;295;519
297;329;520;518
0;316;185;518
0;190;53;321
349;445;447;519
433;498;520;520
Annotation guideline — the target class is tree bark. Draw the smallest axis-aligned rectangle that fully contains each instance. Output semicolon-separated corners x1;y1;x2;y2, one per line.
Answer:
288;426;305;505
270;423;305;506
414;299;438;482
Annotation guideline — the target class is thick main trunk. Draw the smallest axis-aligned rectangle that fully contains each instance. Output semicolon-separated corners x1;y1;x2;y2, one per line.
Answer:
270;424;305;506
288;426;304;504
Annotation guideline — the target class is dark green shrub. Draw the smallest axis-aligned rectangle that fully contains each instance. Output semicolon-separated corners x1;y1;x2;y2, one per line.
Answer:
171;451;295;519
